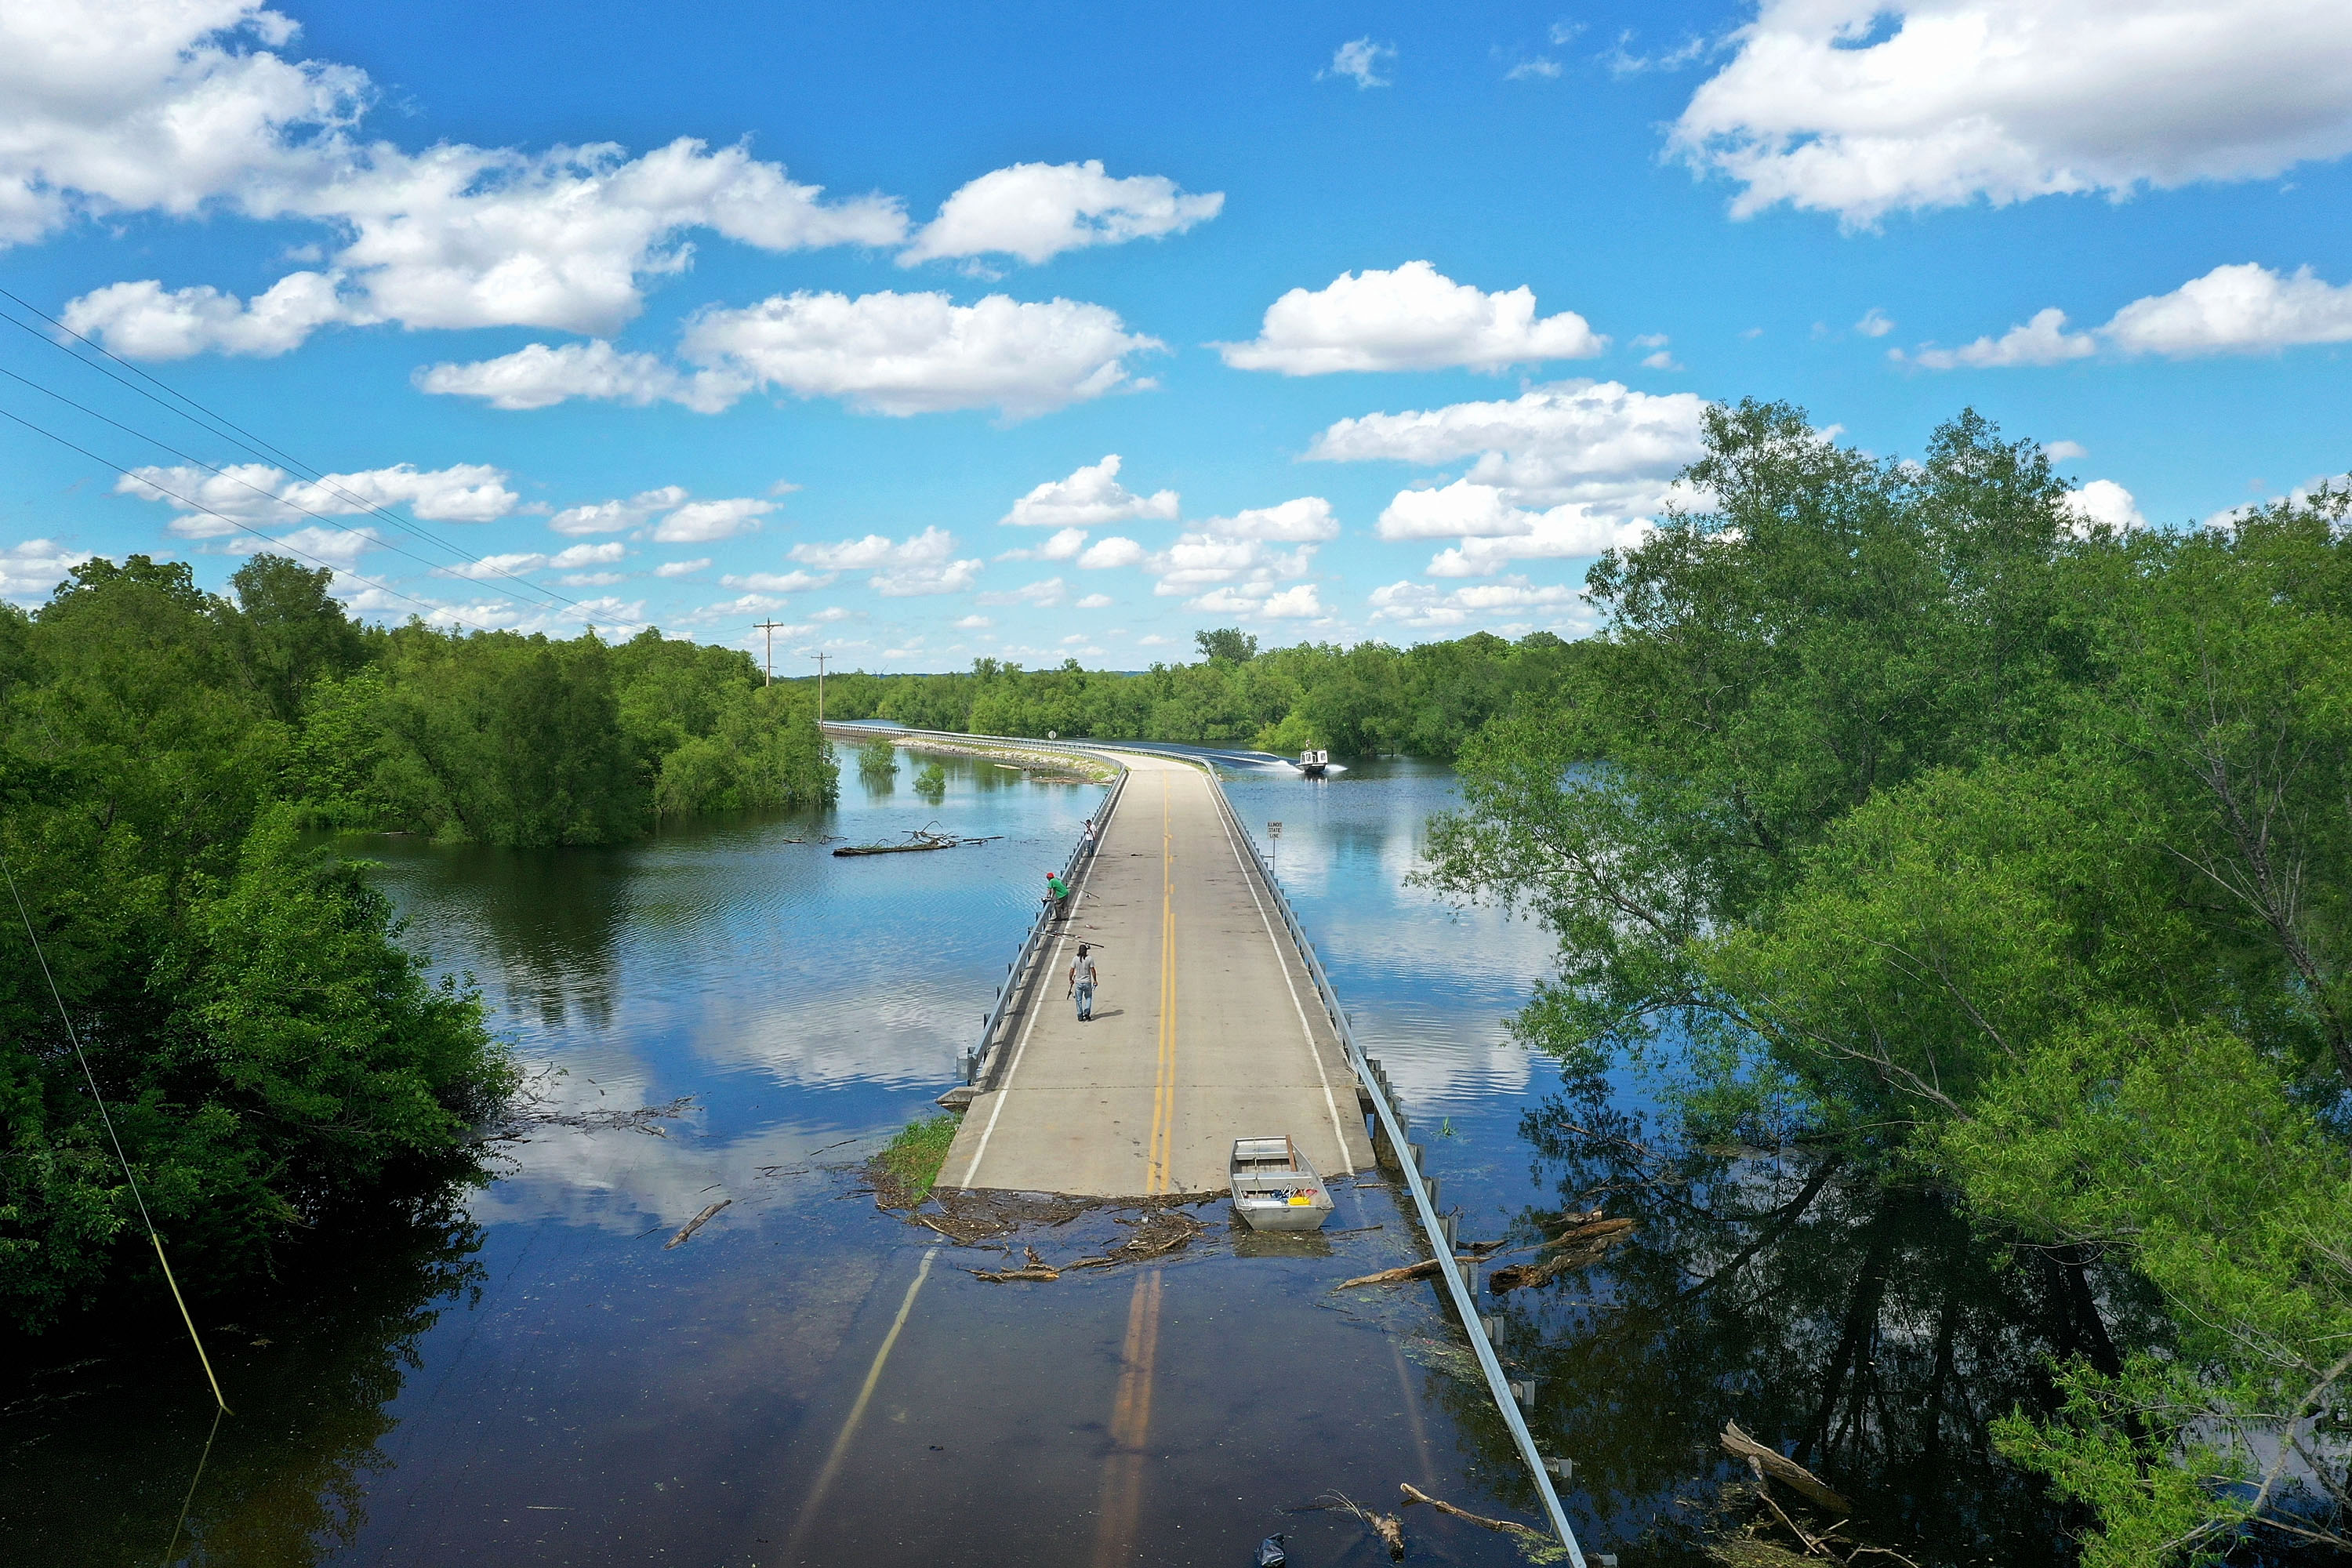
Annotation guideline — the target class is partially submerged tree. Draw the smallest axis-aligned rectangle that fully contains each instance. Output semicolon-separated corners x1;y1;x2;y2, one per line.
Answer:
1425;405;2352;1559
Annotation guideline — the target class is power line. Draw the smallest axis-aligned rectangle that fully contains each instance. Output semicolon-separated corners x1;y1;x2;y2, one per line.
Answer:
0;359;583;608
0;401;499;633
2;853;230;1414
0;289;586;607
0;289;485;553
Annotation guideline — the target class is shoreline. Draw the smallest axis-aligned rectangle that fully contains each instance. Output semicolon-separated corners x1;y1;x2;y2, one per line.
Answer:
822;724;1121;784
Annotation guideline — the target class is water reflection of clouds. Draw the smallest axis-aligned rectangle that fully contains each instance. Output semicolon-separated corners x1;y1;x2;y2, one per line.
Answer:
367;768;1104;1102
475;1057;884;1233
473;1116;851;1235
1225;764;1562;1112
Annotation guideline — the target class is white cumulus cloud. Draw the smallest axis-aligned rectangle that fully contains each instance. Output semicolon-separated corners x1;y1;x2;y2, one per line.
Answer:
1368;576;1587;630
1671;0;2352;226
1316;381;1704;579
435;292;1163;418
720;569;831;593
681;290;1160;418
1904;307;2097;369
2060;479;2148;535
2103;262;2352;356
1077;536;1147;570
654;557;710;577
1307;379;1707;510
1379;481;1651;577
1905;263;2352;368
790;526;982;596
26;4;909;356
0;539;96;601
414;341;746;412
437;550;548;581
1323;38;1395;89
549;485;691;536
1000;454;1179;528
60;272;358;360
999;527;1093;563
1216;261;1606;375
118;459;517;535
655;497;774;543
900;161;1222;266
1191;497;1339;543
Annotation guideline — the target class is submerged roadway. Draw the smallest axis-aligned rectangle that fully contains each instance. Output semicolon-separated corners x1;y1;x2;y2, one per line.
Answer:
942;749;1374;1198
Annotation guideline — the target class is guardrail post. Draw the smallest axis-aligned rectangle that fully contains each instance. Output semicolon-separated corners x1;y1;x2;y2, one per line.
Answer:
1192;760;1584;1565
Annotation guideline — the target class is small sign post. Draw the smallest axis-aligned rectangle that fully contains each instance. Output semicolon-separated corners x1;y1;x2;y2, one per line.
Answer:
1267;820;1283;871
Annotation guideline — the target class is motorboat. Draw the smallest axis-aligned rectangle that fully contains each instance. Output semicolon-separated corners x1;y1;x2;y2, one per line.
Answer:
1296;748;1330;778
1229;1135;1335;1232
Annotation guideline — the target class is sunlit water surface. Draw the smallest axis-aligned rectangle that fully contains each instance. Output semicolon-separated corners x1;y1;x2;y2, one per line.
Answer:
5;750;2083;1567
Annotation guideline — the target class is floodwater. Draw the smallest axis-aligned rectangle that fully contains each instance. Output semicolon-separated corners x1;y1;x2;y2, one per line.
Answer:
3;749;2097;1566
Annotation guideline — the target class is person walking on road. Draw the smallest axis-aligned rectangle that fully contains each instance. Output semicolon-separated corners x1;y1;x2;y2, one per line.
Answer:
1069;942;1098;1022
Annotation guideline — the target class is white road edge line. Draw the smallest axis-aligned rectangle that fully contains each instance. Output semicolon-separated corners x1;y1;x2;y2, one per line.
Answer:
789;1246;938;1549
955;805;1115;1189
959;890;1086;1190
1210;781;1356;1176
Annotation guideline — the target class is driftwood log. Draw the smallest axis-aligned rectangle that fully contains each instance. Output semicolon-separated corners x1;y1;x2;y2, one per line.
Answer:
1398;1483;1552;1546
663;1199;731;1249
1336;1255;1475;1290
1488;1217;1635;1293
972;1245;1062;1283
1721;1420;1852;1514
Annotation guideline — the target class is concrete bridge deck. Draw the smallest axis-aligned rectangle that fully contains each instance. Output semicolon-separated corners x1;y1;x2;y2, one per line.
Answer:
942;750;1374;1198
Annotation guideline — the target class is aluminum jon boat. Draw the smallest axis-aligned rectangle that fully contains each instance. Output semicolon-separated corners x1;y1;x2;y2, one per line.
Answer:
1229;1136;1335;1232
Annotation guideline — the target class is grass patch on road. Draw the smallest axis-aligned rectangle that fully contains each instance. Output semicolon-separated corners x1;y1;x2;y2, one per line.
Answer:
868;1112;960;1207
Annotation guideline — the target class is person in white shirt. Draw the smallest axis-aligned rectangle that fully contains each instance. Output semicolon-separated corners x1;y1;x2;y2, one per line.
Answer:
1069;943;1098;1022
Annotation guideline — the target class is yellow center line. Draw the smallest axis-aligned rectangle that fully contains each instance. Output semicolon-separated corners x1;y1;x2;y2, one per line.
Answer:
1091;1266;1166;1567
1149;775;1176;1195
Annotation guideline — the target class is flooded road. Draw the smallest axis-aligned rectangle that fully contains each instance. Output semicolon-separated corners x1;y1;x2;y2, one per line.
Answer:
5;751;2089;1566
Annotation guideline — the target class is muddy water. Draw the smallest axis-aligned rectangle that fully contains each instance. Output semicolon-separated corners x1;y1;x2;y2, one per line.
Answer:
5;750;2084;1566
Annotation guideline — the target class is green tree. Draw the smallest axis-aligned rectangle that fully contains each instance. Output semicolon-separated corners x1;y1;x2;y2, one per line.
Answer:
228;553;369;722
0;563;510;1334
1423;407;2352;1560
1194;626;1258;663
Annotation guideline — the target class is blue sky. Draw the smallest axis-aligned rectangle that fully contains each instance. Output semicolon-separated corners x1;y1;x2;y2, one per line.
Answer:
6;1;2352;670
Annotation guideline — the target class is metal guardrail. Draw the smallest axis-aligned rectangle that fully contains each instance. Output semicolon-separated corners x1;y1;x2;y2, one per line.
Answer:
1200;773;1588;1564
952;749;1127;1087
830;724;1584;1559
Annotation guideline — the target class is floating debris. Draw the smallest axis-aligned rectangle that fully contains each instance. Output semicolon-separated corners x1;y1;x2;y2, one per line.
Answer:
1301;1493;1404;1562
1069;1210;1207;1270
663;1199;731;1249
832;824;1002;857
913;1189;1091;1245
1399;1484;1567;1563
1335;1255;1471;1290
971;1246;1060;1283
1487;1215;1635;1294
1719;1421;1851;1514
486;1080;694;1142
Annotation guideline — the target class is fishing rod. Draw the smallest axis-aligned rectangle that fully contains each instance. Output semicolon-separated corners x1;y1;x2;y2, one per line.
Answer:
2;855;230;1414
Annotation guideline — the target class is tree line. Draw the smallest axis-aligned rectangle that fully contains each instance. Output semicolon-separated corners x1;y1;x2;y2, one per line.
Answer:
1425;402;2352;1564
0;554;831;1337
816;625;1589;759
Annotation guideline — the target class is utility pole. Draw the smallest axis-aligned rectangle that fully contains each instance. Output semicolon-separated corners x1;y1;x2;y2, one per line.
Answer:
811;651;830;724
753;619;786;684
